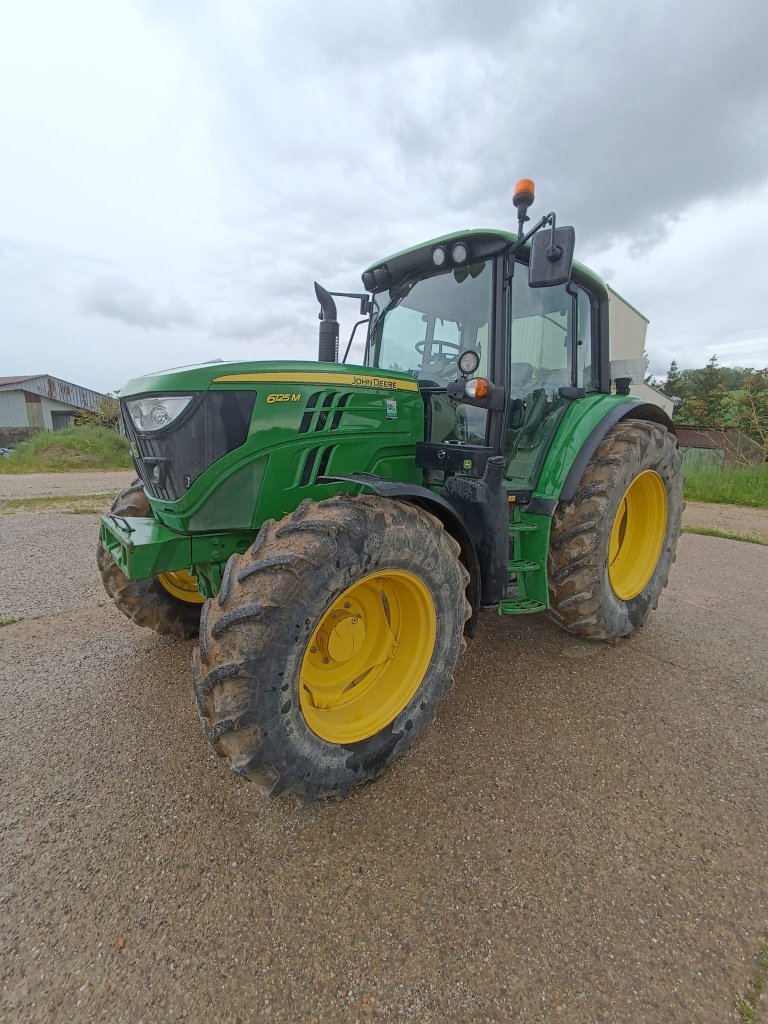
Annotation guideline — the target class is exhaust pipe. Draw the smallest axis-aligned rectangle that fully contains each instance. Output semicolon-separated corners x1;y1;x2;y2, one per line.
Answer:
314;282;339;363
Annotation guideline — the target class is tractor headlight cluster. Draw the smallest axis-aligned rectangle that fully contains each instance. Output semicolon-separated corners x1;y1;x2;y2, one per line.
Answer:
126;395;194;432
432;241;471;268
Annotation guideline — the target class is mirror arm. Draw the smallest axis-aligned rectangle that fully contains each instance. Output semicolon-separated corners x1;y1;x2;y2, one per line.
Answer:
510;212;556;256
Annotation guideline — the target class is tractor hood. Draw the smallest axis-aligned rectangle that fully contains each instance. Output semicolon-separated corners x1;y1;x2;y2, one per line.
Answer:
118;360;419;398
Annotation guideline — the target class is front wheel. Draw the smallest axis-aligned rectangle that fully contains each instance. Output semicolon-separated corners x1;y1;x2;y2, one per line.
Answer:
97;481;203;638
548;418;683;640
193;494;470;803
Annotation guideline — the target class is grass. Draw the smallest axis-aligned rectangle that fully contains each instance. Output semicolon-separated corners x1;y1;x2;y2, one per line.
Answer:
0;616;22;626
683;464;768;508
683;526;768;546
0;426;131;473
736;936;768;1022
0;493;116;515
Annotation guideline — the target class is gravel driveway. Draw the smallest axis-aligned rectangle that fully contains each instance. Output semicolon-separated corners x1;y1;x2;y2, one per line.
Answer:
1;485;766;1023
0;470;134;499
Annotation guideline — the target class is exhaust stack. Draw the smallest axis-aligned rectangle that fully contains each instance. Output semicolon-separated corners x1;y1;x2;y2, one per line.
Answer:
314;282;339;363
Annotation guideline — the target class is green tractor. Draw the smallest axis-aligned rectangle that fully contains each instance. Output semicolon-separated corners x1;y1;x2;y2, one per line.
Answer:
99;179;682;803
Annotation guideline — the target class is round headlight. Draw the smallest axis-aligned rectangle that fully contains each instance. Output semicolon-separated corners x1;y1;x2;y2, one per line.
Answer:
432;246;447;267
151;405;171;427
458;350;481;375
452;242;469;264
126;395;193;432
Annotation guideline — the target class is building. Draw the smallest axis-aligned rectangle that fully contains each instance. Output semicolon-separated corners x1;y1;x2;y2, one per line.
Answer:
0;375;106;446
675;426;763;470
607;286;675;417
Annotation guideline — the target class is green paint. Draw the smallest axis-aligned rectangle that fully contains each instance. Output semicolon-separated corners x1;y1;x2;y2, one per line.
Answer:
499;507;551;615
533;394;638;503
104;362;424;588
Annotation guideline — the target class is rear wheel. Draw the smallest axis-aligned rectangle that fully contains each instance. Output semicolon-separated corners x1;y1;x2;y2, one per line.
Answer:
97;481;203;638
548;419;682;640
193;494;470;803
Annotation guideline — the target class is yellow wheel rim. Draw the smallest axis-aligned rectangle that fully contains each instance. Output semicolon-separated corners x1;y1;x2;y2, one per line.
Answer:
156;569;205;605
608;470;668;601
299;570;436;745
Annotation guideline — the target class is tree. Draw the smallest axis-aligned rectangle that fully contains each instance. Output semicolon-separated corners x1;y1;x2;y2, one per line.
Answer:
683;355;727;428
660;359;685;399
733;368;768;458
74;393;121;430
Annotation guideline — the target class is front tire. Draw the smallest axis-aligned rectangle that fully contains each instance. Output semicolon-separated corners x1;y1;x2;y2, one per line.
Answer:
548;419;682;640
193;494;470;803
97;481;203;638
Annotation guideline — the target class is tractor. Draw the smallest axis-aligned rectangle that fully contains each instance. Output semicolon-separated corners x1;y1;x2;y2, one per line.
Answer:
99;180;683;803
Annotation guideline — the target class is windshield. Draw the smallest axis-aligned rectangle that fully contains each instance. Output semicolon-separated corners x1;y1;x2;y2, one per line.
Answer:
367;261;493;385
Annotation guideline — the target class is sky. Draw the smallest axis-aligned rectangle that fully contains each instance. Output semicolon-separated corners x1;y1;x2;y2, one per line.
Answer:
1;0;767;394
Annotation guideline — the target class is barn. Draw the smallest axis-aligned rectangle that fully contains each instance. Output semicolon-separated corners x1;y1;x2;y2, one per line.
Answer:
0;375;106;447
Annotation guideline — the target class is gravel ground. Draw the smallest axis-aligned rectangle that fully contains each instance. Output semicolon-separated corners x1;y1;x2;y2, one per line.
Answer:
0;502;767;1023
684;500;768;542
0;471;134;499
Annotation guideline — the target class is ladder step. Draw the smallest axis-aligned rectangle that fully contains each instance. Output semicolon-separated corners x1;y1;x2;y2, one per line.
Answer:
507;559;540;573
498;597;547;615
507;522;539;533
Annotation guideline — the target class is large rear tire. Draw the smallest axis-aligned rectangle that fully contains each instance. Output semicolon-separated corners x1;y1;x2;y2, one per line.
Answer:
193;494;470;803
548;419;682;640
97;481;203;638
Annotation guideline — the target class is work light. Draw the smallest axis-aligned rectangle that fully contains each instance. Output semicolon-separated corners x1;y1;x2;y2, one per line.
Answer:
432;246;447;267
451;242;469;264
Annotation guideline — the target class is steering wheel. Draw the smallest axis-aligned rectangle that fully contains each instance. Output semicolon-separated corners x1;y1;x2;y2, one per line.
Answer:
415;339;462;383
415;339;462;358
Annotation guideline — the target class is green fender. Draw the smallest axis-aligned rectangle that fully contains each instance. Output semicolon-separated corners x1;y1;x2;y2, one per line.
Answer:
532;395;676;512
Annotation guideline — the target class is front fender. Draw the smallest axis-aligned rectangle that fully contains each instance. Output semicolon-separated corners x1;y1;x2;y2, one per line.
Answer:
319;472;482;636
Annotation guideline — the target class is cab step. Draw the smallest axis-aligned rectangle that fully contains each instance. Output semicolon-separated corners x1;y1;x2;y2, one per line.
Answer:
498;508;552;617
498;596;548;615
506;559;539;573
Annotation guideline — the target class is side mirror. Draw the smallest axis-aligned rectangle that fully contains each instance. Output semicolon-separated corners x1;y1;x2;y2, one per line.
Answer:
529;226;575;288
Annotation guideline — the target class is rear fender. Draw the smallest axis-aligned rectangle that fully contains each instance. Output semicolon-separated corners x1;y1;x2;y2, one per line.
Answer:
533;396;677;509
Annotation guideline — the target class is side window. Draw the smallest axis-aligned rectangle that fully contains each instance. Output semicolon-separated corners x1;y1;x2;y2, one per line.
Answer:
510;280;572;394
575;286;596;390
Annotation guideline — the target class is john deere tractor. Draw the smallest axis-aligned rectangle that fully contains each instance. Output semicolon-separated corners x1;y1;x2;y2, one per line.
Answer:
99;180;682;803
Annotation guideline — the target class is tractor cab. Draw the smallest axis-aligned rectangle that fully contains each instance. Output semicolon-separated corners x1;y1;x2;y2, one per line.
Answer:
361;212;605;498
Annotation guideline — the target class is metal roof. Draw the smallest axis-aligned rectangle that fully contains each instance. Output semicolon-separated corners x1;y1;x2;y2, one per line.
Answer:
0;375;38;385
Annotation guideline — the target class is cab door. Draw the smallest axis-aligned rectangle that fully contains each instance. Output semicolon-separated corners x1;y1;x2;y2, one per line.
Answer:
502;268;595;492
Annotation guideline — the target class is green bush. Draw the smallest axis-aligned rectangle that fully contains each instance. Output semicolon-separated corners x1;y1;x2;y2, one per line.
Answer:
683;464;768;508
0;426;132;472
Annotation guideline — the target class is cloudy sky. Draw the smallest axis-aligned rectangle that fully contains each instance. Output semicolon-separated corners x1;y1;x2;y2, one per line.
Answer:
1;0;767;393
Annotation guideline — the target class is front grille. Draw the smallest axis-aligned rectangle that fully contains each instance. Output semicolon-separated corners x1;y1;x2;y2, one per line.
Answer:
122;391;256;500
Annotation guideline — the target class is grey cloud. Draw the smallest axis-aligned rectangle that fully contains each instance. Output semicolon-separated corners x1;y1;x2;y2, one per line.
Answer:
81;277;200;330
154;0;768;267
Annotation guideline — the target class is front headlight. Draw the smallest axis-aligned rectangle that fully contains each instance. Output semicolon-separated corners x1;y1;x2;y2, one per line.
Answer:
126;395;194;432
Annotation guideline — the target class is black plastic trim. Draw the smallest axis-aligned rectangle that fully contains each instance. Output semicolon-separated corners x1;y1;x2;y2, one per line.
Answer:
527;497;557;516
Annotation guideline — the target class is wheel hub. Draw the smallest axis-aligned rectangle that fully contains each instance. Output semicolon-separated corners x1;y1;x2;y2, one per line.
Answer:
321;608;368;663
299;570;436;744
